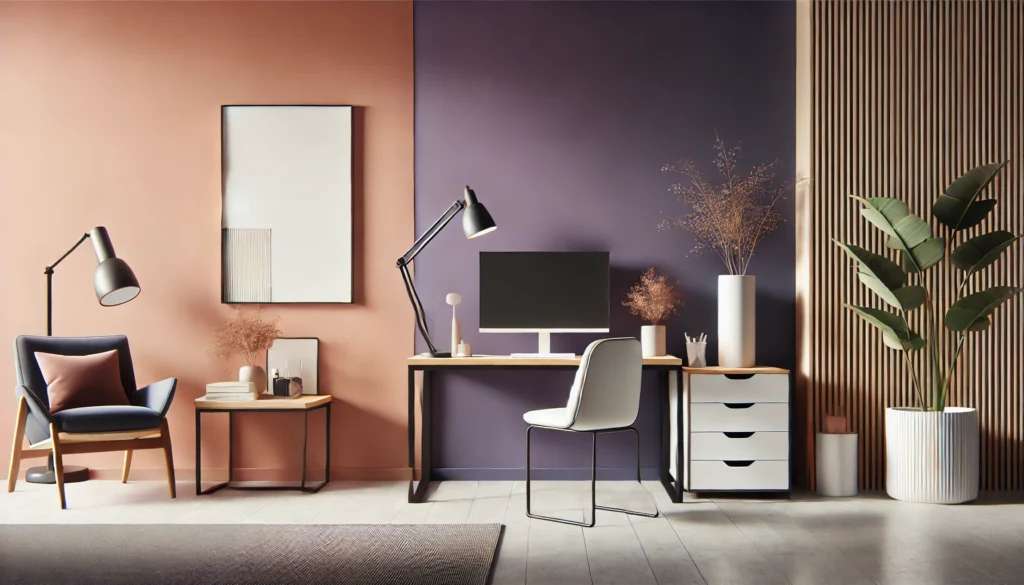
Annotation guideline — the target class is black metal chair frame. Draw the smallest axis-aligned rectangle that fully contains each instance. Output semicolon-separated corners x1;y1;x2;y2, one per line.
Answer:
526;424;659;527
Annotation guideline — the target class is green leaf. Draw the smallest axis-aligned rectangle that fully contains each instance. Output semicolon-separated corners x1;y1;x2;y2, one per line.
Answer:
945;286;1022;331
834;240;925;311
950;231;1020;275
848;305;926;351
853;196;943;273
932;161;1007;231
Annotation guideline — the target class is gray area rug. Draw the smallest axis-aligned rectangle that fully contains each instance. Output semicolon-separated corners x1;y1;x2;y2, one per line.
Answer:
0;524;502;585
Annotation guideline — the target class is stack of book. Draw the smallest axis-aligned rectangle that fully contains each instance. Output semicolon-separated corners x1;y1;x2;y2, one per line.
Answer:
202;381;258;402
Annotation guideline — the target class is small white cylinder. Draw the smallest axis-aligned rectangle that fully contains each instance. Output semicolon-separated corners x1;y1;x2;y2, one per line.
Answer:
718;275;756;367
451;315;460;356
816;432;858;497
641;325;666;357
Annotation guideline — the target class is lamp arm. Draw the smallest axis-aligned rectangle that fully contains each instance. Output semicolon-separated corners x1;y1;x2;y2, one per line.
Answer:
397;199;465;266
45;233;90;274
399;262;440;356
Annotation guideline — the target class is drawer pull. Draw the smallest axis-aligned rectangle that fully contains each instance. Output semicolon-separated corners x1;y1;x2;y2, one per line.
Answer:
724;460;755;467
723;432;755;439
724;373;755;380
724;403;754;409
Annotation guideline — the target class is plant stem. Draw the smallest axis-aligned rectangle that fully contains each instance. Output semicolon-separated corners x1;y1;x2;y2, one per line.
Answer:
940;334;966;411
902;351;926;411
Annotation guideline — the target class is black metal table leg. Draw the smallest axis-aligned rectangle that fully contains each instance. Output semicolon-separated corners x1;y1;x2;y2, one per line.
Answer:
325;401;331;483
196;410;228;495
409;369;432;503
301;410;309;490
227;412;234;482
659;368;684;503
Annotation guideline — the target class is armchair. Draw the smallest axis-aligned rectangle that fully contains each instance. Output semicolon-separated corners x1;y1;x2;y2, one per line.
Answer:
7;335;177;509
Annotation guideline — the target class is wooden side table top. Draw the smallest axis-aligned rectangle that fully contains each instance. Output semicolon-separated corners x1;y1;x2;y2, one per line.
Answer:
682;366;790;375
194;394;332;411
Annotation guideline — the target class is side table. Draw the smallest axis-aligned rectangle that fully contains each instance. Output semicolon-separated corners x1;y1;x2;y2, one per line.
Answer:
194;394;331;494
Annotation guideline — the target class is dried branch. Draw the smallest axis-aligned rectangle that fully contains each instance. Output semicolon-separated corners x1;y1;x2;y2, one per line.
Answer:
209;307;282;367
661;136;787;275
623;268;683;325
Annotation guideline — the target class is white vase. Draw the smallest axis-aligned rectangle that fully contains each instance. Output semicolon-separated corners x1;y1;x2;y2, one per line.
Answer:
239;365;267;394
816;432;858;497
641;325;666;357
451;313;461;356
885;407;979;504
717;275;755;367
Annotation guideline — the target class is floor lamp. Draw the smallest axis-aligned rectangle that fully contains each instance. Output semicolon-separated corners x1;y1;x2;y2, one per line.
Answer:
27;226;141;484
397;186;496;357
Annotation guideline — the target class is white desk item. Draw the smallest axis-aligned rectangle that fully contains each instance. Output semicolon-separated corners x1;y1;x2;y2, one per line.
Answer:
457;341;471;357
206;381;256;394
446;293;462;356
682;366;791;493
522;338;659;527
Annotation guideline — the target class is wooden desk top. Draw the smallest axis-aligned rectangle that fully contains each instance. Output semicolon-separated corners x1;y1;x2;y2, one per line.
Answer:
682;366;790;375
195;394;332;410
407;355;683;367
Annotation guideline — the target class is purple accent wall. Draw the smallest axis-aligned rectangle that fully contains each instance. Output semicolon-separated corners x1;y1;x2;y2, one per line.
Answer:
415;0;796;478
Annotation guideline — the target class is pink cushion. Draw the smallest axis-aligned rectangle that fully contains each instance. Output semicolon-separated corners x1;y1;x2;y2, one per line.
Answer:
34;350;130;414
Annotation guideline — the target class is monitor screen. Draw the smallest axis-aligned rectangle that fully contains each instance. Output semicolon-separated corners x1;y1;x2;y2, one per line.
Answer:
479;251;610;331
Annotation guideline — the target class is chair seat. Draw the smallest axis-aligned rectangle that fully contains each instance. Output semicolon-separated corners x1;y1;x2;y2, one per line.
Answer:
52;405;162;434
523;407;573;429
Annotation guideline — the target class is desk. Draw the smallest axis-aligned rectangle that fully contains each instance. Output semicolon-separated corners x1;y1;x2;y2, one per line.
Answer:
195;394;332;495
407;355;683;504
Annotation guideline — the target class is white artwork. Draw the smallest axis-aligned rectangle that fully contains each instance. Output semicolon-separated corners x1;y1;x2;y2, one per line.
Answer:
222;105;353;303
266;338;319;395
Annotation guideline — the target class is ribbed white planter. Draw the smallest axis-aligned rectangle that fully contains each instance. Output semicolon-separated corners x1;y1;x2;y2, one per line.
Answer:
717;275;755;367
885;407;979;504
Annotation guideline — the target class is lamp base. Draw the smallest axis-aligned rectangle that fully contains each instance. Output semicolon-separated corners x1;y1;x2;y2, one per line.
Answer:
26;465;90;484
417;351;452;358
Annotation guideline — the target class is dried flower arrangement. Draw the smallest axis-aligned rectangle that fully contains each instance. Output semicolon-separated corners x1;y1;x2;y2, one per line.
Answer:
660;135;788;275
209;308;282;366
623;268;683;325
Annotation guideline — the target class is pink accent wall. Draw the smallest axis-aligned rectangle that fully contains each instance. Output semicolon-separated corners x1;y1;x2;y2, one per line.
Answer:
0;1;414;480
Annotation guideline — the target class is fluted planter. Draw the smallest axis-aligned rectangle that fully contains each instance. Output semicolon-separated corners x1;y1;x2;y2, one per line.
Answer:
885;407;979;504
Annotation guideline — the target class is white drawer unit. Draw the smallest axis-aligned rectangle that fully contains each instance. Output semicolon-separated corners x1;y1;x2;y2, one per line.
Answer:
682;367;791;493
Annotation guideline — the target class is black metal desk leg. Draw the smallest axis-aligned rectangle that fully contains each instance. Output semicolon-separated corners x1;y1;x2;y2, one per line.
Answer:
325;402;331;483
407;367;416;502
228;412;234;482
409;369;432;504
301;410;309;490
195;410;201;495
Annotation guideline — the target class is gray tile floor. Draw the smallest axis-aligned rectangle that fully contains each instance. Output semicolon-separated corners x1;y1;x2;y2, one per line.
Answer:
4;479;1024;585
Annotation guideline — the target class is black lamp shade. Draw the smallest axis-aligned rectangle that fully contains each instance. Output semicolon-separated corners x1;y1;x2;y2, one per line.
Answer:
89;226;140;307
462;186;497;239
95;258;140;306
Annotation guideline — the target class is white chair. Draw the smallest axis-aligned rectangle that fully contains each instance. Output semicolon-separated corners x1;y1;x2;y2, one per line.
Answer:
523;337;659;527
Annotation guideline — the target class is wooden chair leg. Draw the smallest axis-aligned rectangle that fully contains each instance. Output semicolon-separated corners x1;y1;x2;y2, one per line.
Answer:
121;450;133;484
7;397;28;493
49;423;67;510
160;419;176;498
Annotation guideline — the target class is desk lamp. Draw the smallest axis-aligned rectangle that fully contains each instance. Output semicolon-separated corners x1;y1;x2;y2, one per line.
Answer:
397;186;496;357
27;226;141;484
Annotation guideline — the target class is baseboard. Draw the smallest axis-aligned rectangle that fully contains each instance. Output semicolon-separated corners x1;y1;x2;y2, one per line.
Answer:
433;467;662;481
7;467;412;482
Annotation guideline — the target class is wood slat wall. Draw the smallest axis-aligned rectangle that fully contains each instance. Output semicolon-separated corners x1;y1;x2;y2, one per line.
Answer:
798;0;1023;490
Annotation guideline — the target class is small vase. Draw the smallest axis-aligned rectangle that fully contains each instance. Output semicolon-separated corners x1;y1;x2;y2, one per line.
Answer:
718;274;756;367
640;325;666;357
239;365;267;394
816;432;858;497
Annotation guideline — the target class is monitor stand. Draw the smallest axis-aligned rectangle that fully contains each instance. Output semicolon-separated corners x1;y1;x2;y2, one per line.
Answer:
510;331;575;358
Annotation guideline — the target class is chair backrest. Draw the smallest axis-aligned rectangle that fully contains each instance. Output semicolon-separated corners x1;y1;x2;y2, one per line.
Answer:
14;335;137;411
564;337;643;431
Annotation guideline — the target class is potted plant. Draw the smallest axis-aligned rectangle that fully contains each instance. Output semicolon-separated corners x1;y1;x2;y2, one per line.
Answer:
836;161;1020;504
623;268;682;357
210;308;282;394
662;136;787;367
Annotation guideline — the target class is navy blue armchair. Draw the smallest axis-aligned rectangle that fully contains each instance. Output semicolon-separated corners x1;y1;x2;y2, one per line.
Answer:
8;335;177;509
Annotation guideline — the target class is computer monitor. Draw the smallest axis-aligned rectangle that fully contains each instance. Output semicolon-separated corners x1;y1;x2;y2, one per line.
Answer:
479;251;610;355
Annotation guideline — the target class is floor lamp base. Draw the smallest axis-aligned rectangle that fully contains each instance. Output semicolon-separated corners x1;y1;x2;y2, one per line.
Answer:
25;464;90;484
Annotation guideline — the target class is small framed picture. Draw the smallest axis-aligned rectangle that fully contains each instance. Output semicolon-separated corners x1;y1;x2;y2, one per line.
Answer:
266;337;319;395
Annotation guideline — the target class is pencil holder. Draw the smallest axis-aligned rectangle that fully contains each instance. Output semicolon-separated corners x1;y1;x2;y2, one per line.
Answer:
686;341;707;368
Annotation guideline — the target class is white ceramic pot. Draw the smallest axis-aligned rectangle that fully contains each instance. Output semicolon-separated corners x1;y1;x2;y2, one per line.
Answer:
717;275;755;367
816;432;858;497
640;325;666;357
885;407;979;504
239;365;267;394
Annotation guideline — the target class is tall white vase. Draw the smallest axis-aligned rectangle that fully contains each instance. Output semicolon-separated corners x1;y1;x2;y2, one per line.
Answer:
885;407;979;504
717;275;755;368
640;325;666;357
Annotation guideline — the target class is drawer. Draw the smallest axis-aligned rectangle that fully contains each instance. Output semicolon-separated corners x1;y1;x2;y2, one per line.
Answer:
690;431;789;460
690;460;789;491
690;402;788;432
689;373;788;403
